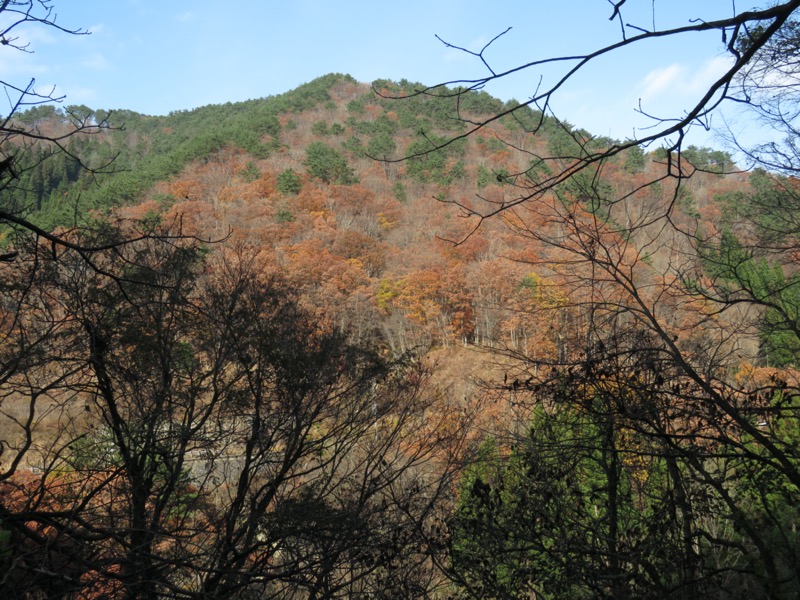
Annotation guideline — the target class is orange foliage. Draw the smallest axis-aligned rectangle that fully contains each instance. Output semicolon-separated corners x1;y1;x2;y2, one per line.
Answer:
88;81;762;373
117;199;162;221
165;200;219;237
331;229;387;276
169;178;203;201
292;186;328;213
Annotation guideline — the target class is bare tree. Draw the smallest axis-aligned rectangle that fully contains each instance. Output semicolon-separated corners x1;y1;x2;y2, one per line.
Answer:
0;6;474;598
0;229;471;599
390;2;800;597
0;1;120;248
394;2;800;221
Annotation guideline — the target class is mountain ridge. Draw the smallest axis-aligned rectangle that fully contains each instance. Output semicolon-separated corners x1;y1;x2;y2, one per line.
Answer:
2;72;750;362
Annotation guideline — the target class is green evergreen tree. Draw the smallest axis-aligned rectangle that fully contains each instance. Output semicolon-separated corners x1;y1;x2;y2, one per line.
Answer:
277;168;302;195
304;141;358;185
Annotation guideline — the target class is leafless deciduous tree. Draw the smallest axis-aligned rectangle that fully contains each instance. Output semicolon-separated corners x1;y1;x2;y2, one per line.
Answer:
0;229;471;599
396;1;800;195
395;2;800;597
0;1;123;251
0;6;475;598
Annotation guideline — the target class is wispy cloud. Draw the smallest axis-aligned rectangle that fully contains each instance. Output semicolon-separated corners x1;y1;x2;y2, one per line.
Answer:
0;48;49;79
63;85;98;106
639;63;685;101
638;56;733;103
82;53;111;71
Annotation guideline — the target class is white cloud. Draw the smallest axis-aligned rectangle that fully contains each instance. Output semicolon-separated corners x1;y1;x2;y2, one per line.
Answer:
82;53;111;71
176;11;197;23
16;26;58;46
688;55;734;93
638;55;734;103
0;47;49;78
639;63;685;102
62;85;98;105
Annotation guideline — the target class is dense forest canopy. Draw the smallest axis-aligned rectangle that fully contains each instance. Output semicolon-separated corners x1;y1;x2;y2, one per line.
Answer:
2;1;800;598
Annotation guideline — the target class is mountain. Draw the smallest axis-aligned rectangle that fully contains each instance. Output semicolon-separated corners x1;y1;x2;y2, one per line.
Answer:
7;73;800;598
1;73;750;365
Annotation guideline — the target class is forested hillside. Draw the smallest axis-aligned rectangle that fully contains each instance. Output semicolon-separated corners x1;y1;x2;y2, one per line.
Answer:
3;64;800;598
1;73;750;360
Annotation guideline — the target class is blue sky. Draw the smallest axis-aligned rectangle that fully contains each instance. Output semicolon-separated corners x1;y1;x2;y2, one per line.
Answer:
0;0;767;148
